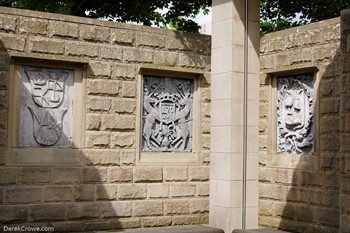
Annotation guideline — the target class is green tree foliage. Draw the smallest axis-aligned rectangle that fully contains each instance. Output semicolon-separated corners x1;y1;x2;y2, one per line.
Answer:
0;0;210;33
1;0;350;34
260;0;350;34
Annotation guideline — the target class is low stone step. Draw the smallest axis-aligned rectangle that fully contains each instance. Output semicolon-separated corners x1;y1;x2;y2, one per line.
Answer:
97;225;224;233
233;229;290;233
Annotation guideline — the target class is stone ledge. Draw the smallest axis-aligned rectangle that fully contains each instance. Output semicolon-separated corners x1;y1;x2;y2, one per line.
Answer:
232;229;290;233
96;225;224;233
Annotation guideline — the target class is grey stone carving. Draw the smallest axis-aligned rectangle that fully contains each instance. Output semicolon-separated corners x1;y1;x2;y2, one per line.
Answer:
142;76;193;152
20;66;73;147
277;74;314;154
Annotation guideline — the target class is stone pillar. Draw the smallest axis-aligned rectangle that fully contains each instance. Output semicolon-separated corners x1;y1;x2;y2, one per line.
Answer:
209;0;260;232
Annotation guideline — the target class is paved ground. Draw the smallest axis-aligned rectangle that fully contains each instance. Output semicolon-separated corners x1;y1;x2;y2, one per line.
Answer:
94;225;224;233
92;225;290;233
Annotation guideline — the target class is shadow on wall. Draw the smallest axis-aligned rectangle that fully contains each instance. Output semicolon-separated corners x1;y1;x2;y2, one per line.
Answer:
0;38;128;232
271;49;341;232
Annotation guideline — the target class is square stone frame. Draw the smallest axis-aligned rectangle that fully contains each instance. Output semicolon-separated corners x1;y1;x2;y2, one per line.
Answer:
136;67;203;166
7;57;86;166
267;67;320;169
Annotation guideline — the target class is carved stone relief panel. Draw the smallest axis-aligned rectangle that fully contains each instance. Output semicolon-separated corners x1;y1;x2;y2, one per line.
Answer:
277;73;314;154
142;75;194;152
20;66;73;147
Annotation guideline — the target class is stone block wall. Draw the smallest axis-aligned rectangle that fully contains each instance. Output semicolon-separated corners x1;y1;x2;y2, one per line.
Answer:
340;9;350;233
0;7;211;232
259;18;342;233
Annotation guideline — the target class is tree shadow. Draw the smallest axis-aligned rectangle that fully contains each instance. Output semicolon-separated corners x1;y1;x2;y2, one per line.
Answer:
259;18;345;233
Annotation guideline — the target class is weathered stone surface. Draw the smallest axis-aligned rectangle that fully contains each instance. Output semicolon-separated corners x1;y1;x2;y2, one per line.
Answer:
113;64;137;79
30;38;65;54
86;113;102;130
0;167;17;185
119;150;135;165
116;218;141;229
108;167;133;183
80;25;110;42
134;166;163;182
164;199;189;215
147;184;169;198
124;47;153;63
66;202;100;219
118;184;146;200
86;80;119;95
0;205;27;223
189;167;209;181
320;116;340;133
6;187;41;204
100;201;132;217
121;81;137;97
189;198;209;213
74;185;95;201
0;71;8;89
0;90;8;108
0;16;17;32
96;184;118;200
0;34;25;51
100;44;123;60
133;200;164;216
111;132;135;148
19;168;50;184
89;61;111;77
179;53;206;68
172;215;201;225
19;18;47;35
42;185;74;202
101;115;135;130
164;167;188;182
111;99;136;114
82;167;108;183
85;149;120;165
196;183;209;196
201;134;210;150
87;97;111;112
170;184;196;197
49;21;79;38
201;119;210;134
52;168;80;184
136;33;165;48
154;51;178;66
141;216;172;227
320;98;340;114
85;131;110;147
0;53;9;71
29;204;66;221
112;29;135;44
66;42;99;57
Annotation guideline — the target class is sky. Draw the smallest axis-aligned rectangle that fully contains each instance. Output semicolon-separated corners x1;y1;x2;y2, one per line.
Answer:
194;8;212;25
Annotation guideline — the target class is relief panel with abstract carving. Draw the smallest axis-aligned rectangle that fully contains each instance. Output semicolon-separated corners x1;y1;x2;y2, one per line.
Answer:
142;75;194;152
20;66;73;147
277;73;314;154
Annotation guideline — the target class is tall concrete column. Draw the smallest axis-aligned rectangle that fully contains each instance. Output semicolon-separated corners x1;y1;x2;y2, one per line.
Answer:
209;0;260;232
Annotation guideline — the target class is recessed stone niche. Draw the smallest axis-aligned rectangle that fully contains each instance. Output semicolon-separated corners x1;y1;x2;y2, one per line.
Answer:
277;73;314;154
8;59;84;165
20;66;73;147
142;75;194;152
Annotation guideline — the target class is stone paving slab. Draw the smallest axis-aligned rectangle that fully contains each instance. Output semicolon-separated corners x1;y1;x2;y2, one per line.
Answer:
232;229;290;233
95;225;224;233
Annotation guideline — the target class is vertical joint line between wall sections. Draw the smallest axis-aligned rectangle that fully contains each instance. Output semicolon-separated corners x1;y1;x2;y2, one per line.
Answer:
242;0;249;230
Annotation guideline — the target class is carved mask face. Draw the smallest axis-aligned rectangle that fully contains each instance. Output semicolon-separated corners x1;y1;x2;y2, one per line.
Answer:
283;90;305;130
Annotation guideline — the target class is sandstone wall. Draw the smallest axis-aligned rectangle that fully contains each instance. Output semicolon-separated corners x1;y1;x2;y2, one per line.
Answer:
340;9;350;233
0;7;211;231
259;18;342;232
